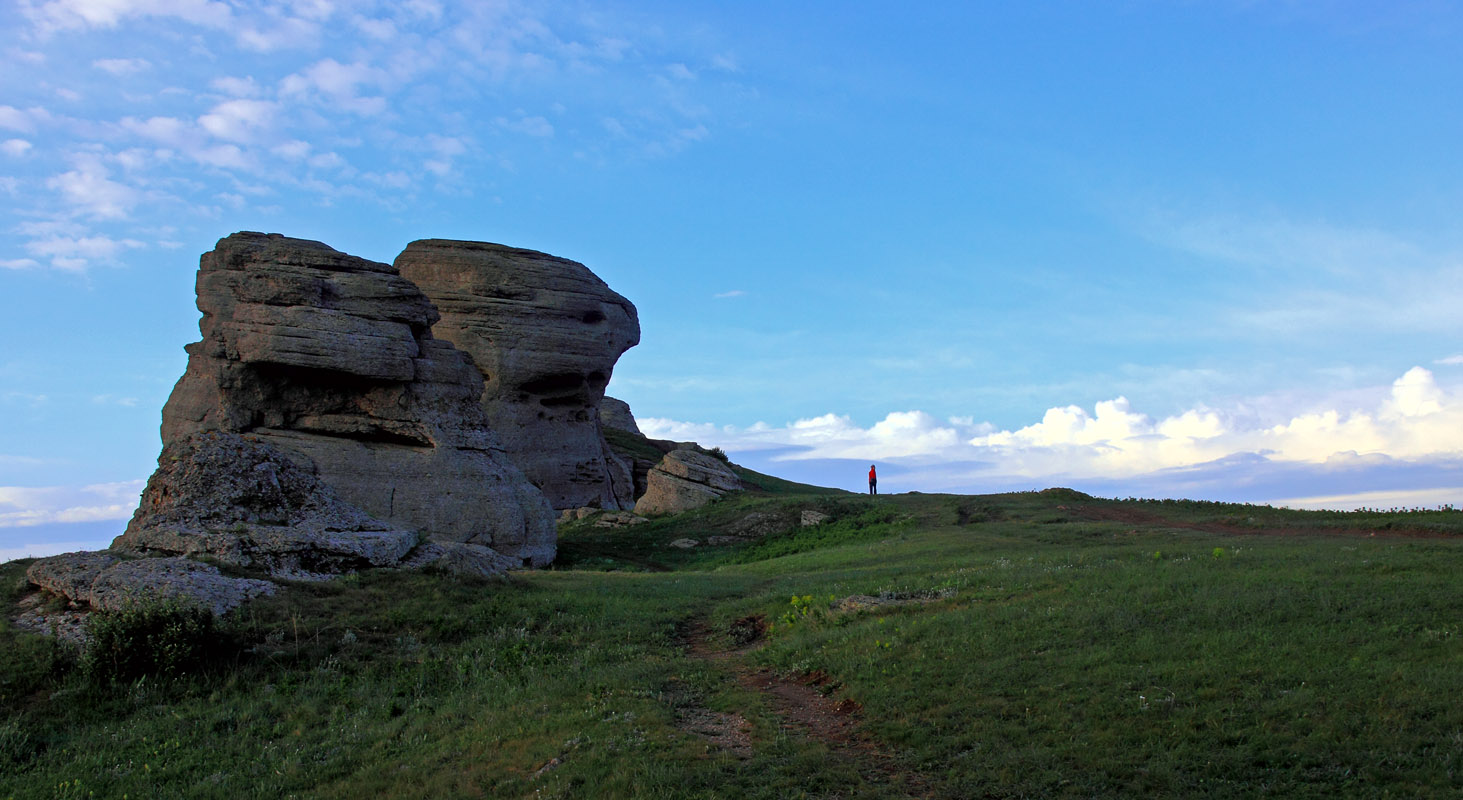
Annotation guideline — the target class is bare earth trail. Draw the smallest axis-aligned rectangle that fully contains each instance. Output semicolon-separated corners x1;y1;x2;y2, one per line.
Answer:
677;617;936;799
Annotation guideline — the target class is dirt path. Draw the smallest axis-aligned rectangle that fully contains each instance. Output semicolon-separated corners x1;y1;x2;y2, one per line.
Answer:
1073;504;1454;540
678;617;934;798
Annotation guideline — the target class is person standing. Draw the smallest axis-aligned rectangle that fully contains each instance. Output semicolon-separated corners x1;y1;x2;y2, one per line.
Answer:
868;464;877;496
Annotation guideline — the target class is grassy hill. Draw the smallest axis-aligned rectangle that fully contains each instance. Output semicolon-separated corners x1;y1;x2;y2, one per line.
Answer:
3;490;1461;798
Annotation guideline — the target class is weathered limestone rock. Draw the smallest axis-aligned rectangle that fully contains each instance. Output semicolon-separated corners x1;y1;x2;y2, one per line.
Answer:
401;541;519;579
26;551;119;606
153;233;555;566
669;538;699;549
801;509;830;527
89;558;277;616
395;240;640;511
27;553;275;617
599;397;642;436
114;432;419;576
633;448;743;516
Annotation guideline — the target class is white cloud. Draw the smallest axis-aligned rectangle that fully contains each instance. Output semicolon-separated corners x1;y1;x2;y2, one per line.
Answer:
238;14;321;52
21;222;146;271
1;258;42;270
1436;355;1463;366
714;290;746;299
280;58;388;115
1;139;32;157
198;98;277;143
353;15;397;40
211;75;262;98
0;105;38;133
271;139;311;160
92;57;151;74
47;156;140;219
25;0;232;31
0;479;144;528
644;367;1463;488
121;115;194;147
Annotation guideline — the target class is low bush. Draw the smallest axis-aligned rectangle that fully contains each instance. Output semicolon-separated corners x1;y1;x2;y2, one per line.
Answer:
80;597;223;685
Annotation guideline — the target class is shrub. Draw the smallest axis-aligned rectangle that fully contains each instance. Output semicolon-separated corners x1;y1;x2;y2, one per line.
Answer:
81;597;222;685
707;446;730;462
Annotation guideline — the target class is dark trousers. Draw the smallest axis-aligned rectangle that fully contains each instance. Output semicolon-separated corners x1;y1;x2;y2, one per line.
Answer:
869;480;877;495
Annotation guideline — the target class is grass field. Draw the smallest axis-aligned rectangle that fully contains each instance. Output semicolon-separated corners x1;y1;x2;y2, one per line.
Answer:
2;490;1460;798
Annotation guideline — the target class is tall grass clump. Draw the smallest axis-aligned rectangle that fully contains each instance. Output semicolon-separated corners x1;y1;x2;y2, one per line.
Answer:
80;597;224;685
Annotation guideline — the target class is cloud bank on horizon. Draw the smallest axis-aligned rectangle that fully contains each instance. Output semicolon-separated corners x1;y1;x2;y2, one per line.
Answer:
642;366;1463;509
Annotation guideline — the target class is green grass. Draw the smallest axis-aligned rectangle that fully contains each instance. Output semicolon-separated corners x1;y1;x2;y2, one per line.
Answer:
3;491;1461;798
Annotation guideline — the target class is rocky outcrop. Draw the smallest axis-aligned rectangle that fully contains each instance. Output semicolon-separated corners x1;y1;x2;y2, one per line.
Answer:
27;553;276;617
633;448;743;516
599;397;641;436
153;232;555;566
113;432;420;577
395;240;639;512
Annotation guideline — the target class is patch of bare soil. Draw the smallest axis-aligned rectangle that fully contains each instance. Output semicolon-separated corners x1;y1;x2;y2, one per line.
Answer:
679;617;933;797
1073;505;1453;539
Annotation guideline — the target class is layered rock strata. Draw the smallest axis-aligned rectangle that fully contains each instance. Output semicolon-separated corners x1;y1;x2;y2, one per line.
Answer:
148;232;556;565
633;448;743;515
396;240;640;511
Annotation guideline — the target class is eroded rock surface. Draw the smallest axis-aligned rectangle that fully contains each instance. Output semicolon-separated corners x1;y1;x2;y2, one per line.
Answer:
633;448;743;516
114;432;419;576
599;397;642;436
27;553;275;618
395;240;639;511
155;232;555;565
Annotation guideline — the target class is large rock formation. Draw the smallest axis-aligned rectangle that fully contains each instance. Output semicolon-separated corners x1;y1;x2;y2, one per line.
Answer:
634;448;743;516
395;241;639;511
146;232;556;565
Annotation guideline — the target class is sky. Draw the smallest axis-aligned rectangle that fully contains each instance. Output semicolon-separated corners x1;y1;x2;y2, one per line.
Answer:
3;0;1462;560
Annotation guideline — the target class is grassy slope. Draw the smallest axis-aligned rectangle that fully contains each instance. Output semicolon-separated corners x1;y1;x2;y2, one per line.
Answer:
2;492;1461;798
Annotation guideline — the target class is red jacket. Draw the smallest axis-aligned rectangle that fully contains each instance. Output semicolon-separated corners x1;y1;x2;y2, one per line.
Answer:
868;467;877;482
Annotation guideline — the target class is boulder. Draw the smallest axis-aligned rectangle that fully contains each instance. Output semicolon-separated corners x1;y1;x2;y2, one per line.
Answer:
599;397;642;436
668;538;699;549
152;233;555;566
27;553;275;617
26;551;119;605
88;558;277;616
801;509;830;527
114;432;419;576
401;541;519;579
395;240;640;511
633;448;743;516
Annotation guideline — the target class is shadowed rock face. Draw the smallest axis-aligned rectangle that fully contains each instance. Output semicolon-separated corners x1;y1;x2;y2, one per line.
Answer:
151;232;556;565
395;240;640;511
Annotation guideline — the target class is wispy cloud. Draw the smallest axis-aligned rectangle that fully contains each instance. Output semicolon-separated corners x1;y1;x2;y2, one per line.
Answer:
92;57;151;74
713;289;746;298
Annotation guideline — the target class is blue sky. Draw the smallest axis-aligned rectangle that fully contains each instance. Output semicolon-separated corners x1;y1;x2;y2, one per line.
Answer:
3;1;1463;559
